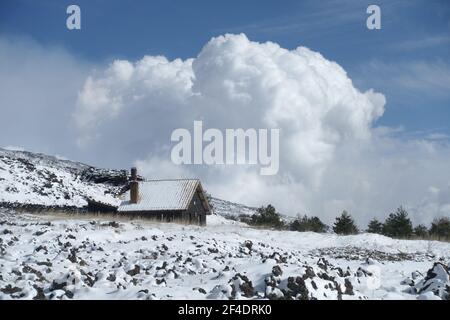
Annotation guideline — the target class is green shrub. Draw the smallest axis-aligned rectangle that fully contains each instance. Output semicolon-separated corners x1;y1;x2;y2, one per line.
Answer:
413;224;429;238
333;211;358;235
430;217;450;240
289;215;328;233
247;204;285;229
366;218;383;234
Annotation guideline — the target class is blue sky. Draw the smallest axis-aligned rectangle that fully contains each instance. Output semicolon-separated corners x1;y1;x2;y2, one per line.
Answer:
1;0;449;136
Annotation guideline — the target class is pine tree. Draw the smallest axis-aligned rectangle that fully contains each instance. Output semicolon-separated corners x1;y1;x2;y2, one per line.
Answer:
382;206;413;238
430;217;450;240
249;204;285;229
366;218;383;234
333;211;358;235
413;224;429;238
290;215;328;233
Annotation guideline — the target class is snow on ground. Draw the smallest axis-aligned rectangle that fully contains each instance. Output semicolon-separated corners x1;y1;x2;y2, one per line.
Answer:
0;211;448;300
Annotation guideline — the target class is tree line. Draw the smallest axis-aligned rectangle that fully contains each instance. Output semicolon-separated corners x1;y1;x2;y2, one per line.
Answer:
243;204;450;241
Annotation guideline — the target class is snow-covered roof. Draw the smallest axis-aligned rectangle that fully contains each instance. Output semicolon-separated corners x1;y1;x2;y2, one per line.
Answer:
117;179;204;212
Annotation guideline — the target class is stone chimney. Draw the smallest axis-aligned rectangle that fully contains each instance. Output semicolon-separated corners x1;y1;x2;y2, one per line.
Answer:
130;167;139;204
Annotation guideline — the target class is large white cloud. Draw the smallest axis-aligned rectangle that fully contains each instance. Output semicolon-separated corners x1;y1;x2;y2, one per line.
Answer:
70;33;450;225
75;34;384;177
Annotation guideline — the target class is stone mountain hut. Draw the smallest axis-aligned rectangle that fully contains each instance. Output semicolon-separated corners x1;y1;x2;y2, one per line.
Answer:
116;168;212;225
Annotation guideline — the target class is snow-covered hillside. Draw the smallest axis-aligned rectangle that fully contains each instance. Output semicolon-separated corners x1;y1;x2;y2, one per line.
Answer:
0;148;127;208
0;148;258;216
210;197;258;219
0;148;261;220
210;197;297;223
0;210;448;300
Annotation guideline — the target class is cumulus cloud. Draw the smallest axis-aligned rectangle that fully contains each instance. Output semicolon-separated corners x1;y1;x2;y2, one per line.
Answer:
72;33;450;225
74;56;194;139
75;34;384;179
